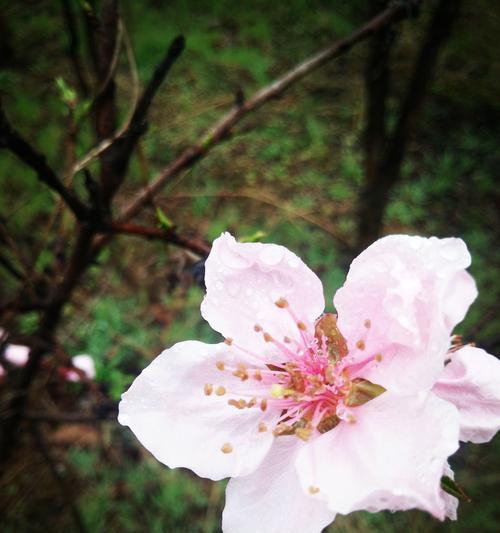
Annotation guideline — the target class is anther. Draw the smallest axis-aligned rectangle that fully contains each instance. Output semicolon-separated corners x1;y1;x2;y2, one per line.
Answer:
295;427;312;441
228;399;247;409
271;384;284;398
260;398;268;411
224;338;233;346
232;363;249;381
215;386;226;396
263;332;273;342
216;361;225;371
247;397;257;408
356;340;366;350
309;486;320;495
258;422;268;433
275;297;289;309
273;423;294;436
297;321;307;331
204;384;213;396
254;324;263;332
364;319;371;328
221;443;233;454
347;414;356;424
253;369;262;381
375;353;383;362
283;336;291;344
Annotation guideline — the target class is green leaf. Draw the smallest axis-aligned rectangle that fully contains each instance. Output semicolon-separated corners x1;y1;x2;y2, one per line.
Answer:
240;230;267;243
55;77;77;106
156;207;174;230
440;476;471;502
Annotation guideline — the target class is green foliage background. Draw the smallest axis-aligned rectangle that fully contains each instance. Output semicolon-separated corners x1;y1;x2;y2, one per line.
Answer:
1;0;499;531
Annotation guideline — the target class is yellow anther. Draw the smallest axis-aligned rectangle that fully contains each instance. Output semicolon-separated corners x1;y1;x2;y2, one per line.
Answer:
232;363;249;381
253;369;262;381
295;427;312;441
228;399;247;409
221;443;233;454
216;361;225;371
263;332;273;342
273;423;295;436
204;384;213;396
254;324;263;332
215;386;226;396
271;384;284;398
364;319;371;328
275;297;289;308
297;321;307;331
258;422;268;433
309;486;320;495
356;340;366;351
224;337;233;346
260;398;268;411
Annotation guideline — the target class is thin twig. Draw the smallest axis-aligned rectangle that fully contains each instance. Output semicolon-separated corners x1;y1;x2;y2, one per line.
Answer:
0;107;88;220
107;222;210;257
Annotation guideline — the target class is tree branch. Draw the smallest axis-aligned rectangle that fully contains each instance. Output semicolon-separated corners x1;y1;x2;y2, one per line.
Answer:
107;221;210;257
116;1;422;224
0;107;88;220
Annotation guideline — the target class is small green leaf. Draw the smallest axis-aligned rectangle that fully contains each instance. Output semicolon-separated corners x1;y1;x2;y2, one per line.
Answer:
156;207;174;230
440;476;471;502
55;77;77;106
240;230;267;243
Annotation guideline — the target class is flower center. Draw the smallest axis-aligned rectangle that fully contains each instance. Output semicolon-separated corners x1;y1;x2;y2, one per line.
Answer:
206;299;385;452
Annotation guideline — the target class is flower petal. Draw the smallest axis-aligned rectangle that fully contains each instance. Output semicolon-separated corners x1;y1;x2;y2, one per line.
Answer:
222;437;335;533
201;233;324;351
334;235;477;393
295;391;459;519
433;346;500;443
118;341;278;480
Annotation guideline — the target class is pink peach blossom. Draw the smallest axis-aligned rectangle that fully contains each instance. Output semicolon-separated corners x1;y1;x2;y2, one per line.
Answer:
63;354;96;382
4;344;30;367
119;233;500;533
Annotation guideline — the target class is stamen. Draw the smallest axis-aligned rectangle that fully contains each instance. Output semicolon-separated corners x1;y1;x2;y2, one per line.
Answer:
216;361;225;371
254;324;263;332
275;297;289;308
356;340;366;351
253;369;262;381
224;338;233;346
204;384;213;396
232;363;249;381
221;443;233;454
273;423;294;436
215;386;226;396
228;399;247;409
260;399;268;411
283;336;291;344
297;321;307;331
295;427;312;441
258;422;268;432
309;486;320;495
263;332;273;343
364;319;371;328
271;384;284;398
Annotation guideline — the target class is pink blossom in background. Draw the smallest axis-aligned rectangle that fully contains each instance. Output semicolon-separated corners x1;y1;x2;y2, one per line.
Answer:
64;354;96;382
4;344;30;367
119;233;500;533
0;364;5;378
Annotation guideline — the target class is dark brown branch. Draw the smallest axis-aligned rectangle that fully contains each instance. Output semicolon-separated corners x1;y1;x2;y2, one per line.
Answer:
26;411;117;424
98;35;185;206
356;0;463;250
108;222;210;257
0;107;88;220
117;1;422;224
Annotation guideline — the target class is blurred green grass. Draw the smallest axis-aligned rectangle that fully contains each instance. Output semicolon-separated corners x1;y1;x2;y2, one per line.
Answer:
1;0;500;532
